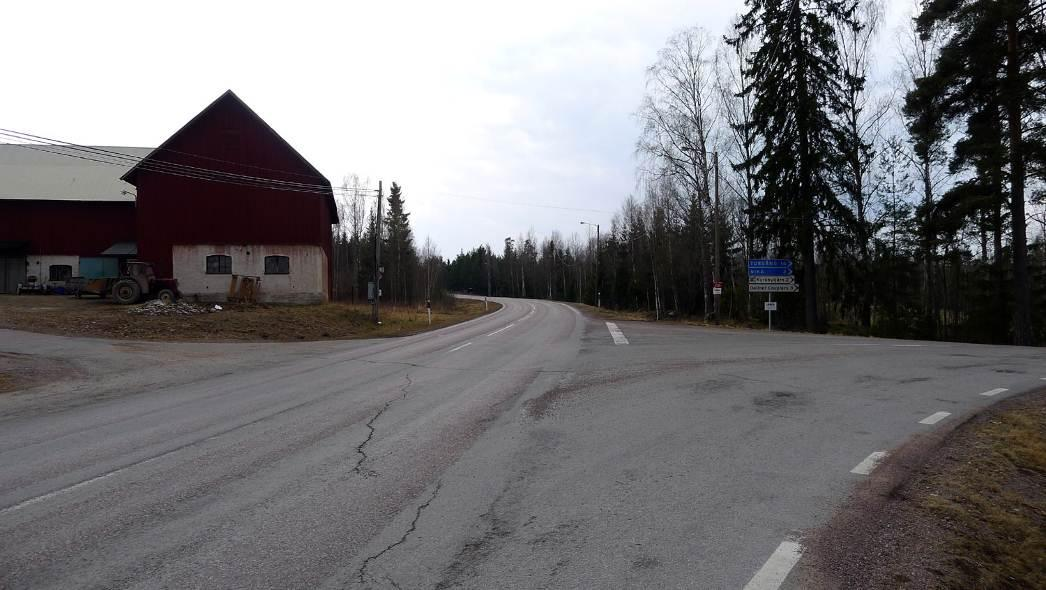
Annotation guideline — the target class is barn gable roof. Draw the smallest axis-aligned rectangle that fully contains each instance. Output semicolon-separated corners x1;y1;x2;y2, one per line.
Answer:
121;90;337;222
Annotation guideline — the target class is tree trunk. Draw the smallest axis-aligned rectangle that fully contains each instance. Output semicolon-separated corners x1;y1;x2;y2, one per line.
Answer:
1007;13;1034;345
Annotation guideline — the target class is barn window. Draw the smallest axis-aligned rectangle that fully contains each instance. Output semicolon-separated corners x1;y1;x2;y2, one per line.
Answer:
49;264;72;282
264;255;290;275
206;255;232;274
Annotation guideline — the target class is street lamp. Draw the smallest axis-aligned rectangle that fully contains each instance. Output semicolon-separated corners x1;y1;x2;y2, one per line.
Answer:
580;221;600;308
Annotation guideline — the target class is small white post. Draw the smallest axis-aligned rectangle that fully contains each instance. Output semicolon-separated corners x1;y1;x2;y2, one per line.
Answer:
484;296;488;311
428;308;432;325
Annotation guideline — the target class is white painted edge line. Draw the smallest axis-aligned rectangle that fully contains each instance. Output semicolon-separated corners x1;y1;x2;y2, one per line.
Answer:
743;540;803;590
979;387;1009;397
850;451;888;475
893;344;925;347
605;322;629;345
0;451;167;516
1040;377;1046;381
487;323;515;337
918;411;951;425
448;342;472;353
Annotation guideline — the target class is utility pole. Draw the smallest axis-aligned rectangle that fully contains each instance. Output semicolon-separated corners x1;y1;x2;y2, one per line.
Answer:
580;221;600;307
372;180;383;324
713;150;721;323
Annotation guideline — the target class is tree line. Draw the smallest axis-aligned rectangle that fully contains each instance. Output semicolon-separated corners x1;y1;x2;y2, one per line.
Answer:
447;0;1046;345
330;176;447;307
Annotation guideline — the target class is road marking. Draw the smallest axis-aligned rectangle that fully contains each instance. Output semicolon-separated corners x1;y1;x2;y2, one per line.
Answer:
850;451;887;475
743;540;803;590
449;342;472;353
919;411;951;425
1040;377;1046;381
606;322;629;345
893;344;925;347
0;451;169;516
487;323;515;337
979;387;1008;397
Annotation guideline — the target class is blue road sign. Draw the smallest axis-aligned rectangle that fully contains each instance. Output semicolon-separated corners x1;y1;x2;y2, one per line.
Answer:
748;258;792;269
748;267;794;277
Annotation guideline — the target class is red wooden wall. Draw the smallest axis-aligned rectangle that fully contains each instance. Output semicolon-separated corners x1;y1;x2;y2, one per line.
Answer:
128;92;335;290
0;200;136;255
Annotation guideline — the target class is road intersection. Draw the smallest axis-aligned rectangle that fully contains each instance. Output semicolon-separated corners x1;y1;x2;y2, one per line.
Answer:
1;297;1043;589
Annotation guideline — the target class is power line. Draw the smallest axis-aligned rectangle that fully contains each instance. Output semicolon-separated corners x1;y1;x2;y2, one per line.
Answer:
431;191;614;214
1;127;615;213
4;141;369;197
0;129;358;194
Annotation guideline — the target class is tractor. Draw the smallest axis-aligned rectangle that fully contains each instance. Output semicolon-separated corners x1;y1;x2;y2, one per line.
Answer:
110;261;179;305
72;259;179;305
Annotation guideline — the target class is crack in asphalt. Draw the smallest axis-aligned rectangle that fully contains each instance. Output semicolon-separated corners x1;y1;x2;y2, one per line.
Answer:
356;480;443;588
352;374;413;477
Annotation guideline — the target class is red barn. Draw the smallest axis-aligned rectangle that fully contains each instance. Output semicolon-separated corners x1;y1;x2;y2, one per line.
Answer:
1;91;337;303
0;145;146;293
122;90;337;303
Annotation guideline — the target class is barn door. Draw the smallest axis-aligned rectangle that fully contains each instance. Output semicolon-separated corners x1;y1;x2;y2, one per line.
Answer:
0;257;25;294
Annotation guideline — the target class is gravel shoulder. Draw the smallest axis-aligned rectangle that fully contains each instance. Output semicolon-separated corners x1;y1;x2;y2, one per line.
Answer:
793;388;1046;589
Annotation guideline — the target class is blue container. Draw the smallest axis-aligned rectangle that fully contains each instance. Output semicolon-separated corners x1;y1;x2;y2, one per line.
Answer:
78;257;120;279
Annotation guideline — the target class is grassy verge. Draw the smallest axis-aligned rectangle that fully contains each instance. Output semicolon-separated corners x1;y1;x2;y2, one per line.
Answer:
0;295;497;342
801;390;1046;589
919;400;1046;588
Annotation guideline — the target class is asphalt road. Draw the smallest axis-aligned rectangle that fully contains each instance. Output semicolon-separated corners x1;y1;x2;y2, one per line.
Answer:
1;297;1044;589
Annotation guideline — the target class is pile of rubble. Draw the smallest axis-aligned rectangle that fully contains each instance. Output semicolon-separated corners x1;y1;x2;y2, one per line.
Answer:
126;299;214;316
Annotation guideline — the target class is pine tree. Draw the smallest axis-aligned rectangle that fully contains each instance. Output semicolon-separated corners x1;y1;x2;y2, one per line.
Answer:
915;0;1046;344
732;0;859;331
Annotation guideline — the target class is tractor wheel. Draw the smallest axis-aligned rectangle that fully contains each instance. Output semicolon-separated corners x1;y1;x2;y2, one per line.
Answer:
157;289;177;304
112;279;142;305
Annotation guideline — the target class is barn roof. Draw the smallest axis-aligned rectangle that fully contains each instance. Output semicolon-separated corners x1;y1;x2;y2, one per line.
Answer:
121;90;337;222
0;144;151;202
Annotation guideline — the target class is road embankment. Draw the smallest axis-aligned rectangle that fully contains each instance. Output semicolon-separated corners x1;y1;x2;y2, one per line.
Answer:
794;388;1046;589
0;295;496;342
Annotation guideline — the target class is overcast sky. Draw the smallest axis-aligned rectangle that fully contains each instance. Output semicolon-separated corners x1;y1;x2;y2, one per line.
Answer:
4;0;910;257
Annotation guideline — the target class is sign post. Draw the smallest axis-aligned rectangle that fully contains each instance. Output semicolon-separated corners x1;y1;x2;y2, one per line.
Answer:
764;298;779;331
748;259;797;331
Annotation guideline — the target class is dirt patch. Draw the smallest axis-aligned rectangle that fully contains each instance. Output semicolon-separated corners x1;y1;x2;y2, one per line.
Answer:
0;351;81;393
796;389;1046;589
0;295;495;342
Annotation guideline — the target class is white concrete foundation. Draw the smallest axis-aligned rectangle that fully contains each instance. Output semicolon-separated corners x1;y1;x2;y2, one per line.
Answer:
24;255;80;287
172;244;328;304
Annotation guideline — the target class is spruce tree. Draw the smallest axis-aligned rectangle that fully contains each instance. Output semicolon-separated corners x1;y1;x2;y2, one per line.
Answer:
732;0;858;331
383;183;416;304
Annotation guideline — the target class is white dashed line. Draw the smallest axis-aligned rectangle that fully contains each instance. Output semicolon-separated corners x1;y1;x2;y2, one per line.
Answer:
743;540;803;590
918;411;951;425
893;344;925;347
487;323;515;337
979;388;1008;397
850;451;887;475
606;322;629;345
449;342;472;353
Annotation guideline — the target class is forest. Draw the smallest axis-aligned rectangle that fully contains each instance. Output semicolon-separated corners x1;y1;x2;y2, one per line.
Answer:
445;0;1046;345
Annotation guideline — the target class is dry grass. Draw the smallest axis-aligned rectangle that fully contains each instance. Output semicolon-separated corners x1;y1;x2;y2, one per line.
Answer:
0;295;496;342
0;372;15;394
919;403;1046;589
